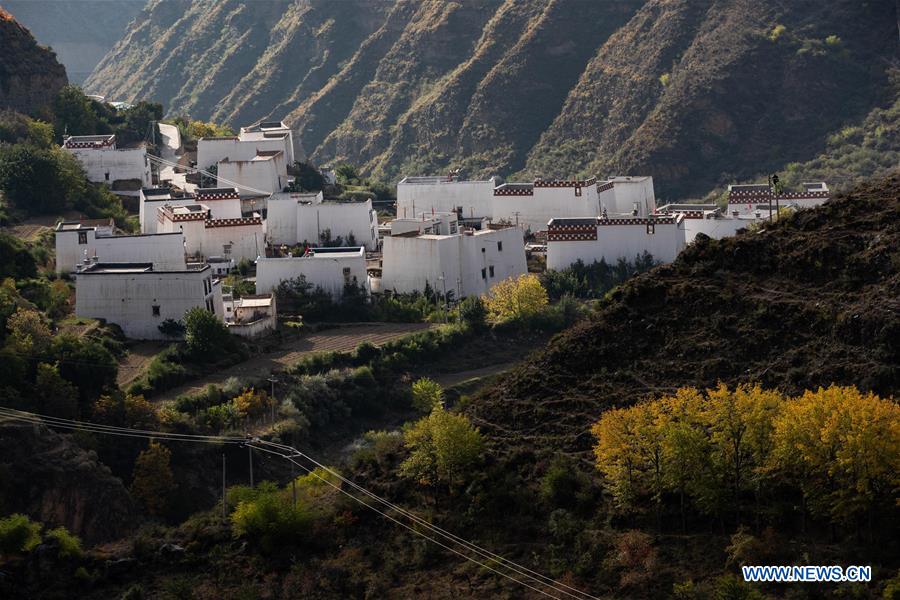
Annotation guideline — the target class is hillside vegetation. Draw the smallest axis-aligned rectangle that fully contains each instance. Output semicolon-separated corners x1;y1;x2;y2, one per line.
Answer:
85;0;898;198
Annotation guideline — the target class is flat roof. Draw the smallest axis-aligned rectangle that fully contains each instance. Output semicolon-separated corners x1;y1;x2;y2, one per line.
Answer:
64;134;115;143
79;263;210;275
605;176;652;183
399;175;494;185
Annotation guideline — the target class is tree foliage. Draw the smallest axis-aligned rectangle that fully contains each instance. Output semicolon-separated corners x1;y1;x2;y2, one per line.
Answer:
411;377;444;412
0;513;42;556
591;384;900;529
131;440;176;517
482;273;548;322
400;405;484;490
183;306;229;358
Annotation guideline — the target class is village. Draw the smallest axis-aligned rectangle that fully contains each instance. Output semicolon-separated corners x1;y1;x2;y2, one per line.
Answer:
54;119;831;341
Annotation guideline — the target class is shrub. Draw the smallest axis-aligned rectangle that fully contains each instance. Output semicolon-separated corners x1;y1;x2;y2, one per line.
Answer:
458;296;486;329
0;513;42;556
230;485;314;553
411;377;444;412
45;526;83;559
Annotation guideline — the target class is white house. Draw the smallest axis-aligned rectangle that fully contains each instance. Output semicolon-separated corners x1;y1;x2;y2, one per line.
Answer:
157;204;264;263
380;225;526;298
224;293;277;338
491;178;603;233
656;204;764;244
63;134;151;192
255;246;369;298
238;120;297;165
267;191;378;250
396;174;497;221
55;221;186;274
597;176;656;216
139;188;195;233
216;150;288;195
546;215;686;271
74;262;224;340
388;212;460;237
727;182;830;215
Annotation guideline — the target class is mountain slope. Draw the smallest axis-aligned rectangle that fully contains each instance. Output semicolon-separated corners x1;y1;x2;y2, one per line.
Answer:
471;173;900;458
86;0;898;198
1;0;143;84
0;7;67;115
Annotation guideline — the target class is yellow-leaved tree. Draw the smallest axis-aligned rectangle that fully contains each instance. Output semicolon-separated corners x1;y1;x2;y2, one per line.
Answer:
482;273;548;322
770;385;900;528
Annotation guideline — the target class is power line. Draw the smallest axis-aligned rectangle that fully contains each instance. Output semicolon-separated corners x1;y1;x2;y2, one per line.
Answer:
0;408;598;599
250;439;600;600
247;443;576;600
147;154;273;197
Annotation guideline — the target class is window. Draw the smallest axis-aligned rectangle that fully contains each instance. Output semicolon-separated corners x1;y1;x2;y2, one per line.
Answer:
497;241;503;252
575;186;582;197
152;305;160;317
481;247;486;253
104;172;110;181
646;221;656;235
481;268;487;280
489;266;495;278
77;231;87;245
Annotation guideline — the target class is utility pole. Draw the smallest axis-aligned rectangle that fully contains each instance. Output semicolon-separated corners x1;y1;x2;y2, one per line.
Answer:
267;377;279;424
248;445;254;488
222;453;227;519
291;461;297;509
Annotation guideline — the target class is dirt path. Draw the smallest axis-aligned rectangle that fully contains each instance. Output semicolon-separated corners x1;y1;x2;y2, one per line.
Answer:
432;361;518;388
116;341;167;387
153;323;432;402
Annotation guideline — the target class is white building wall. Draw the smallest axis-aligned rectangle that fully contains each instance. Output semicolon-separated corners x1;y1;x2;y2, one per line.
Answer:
197;137;289;171
547;220;685;271
67;147;151;187
255;250;368;298
140;198;196;233
682;216;750;244
217;156;286;195
397;178;496;220
381;227;526;298
597;177;656;216
200;223;264;262
75;267;222;340
492;183;601;232
55;227;186;274
295;201;378;250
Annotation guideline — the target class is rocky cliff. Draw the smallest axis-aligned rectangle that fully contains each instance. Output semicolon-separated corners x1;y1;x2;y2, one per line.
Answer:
1;0;143;84
86;0;898;198
0;7;67;115
0;419;135;544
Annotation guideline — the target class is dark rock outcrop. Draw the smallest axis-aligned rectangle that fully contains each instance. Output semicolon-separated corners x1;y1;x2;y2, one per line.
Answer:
0;419;135;544
0;7;67;115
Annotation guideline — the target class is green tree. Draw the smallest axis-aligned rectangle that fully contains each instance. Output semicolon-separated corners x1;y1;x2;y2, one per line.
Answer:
288;162;325;192
35;362;79;418
52;85;103;138
411;377;444;412
131;440;176;516
6;307;52;355
400;405;484;491
334;163;359;185
0;513;42;557
0;233;38;279
183;306;229;358
45;526;83;559
116;101;163;145
458;295;486;329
